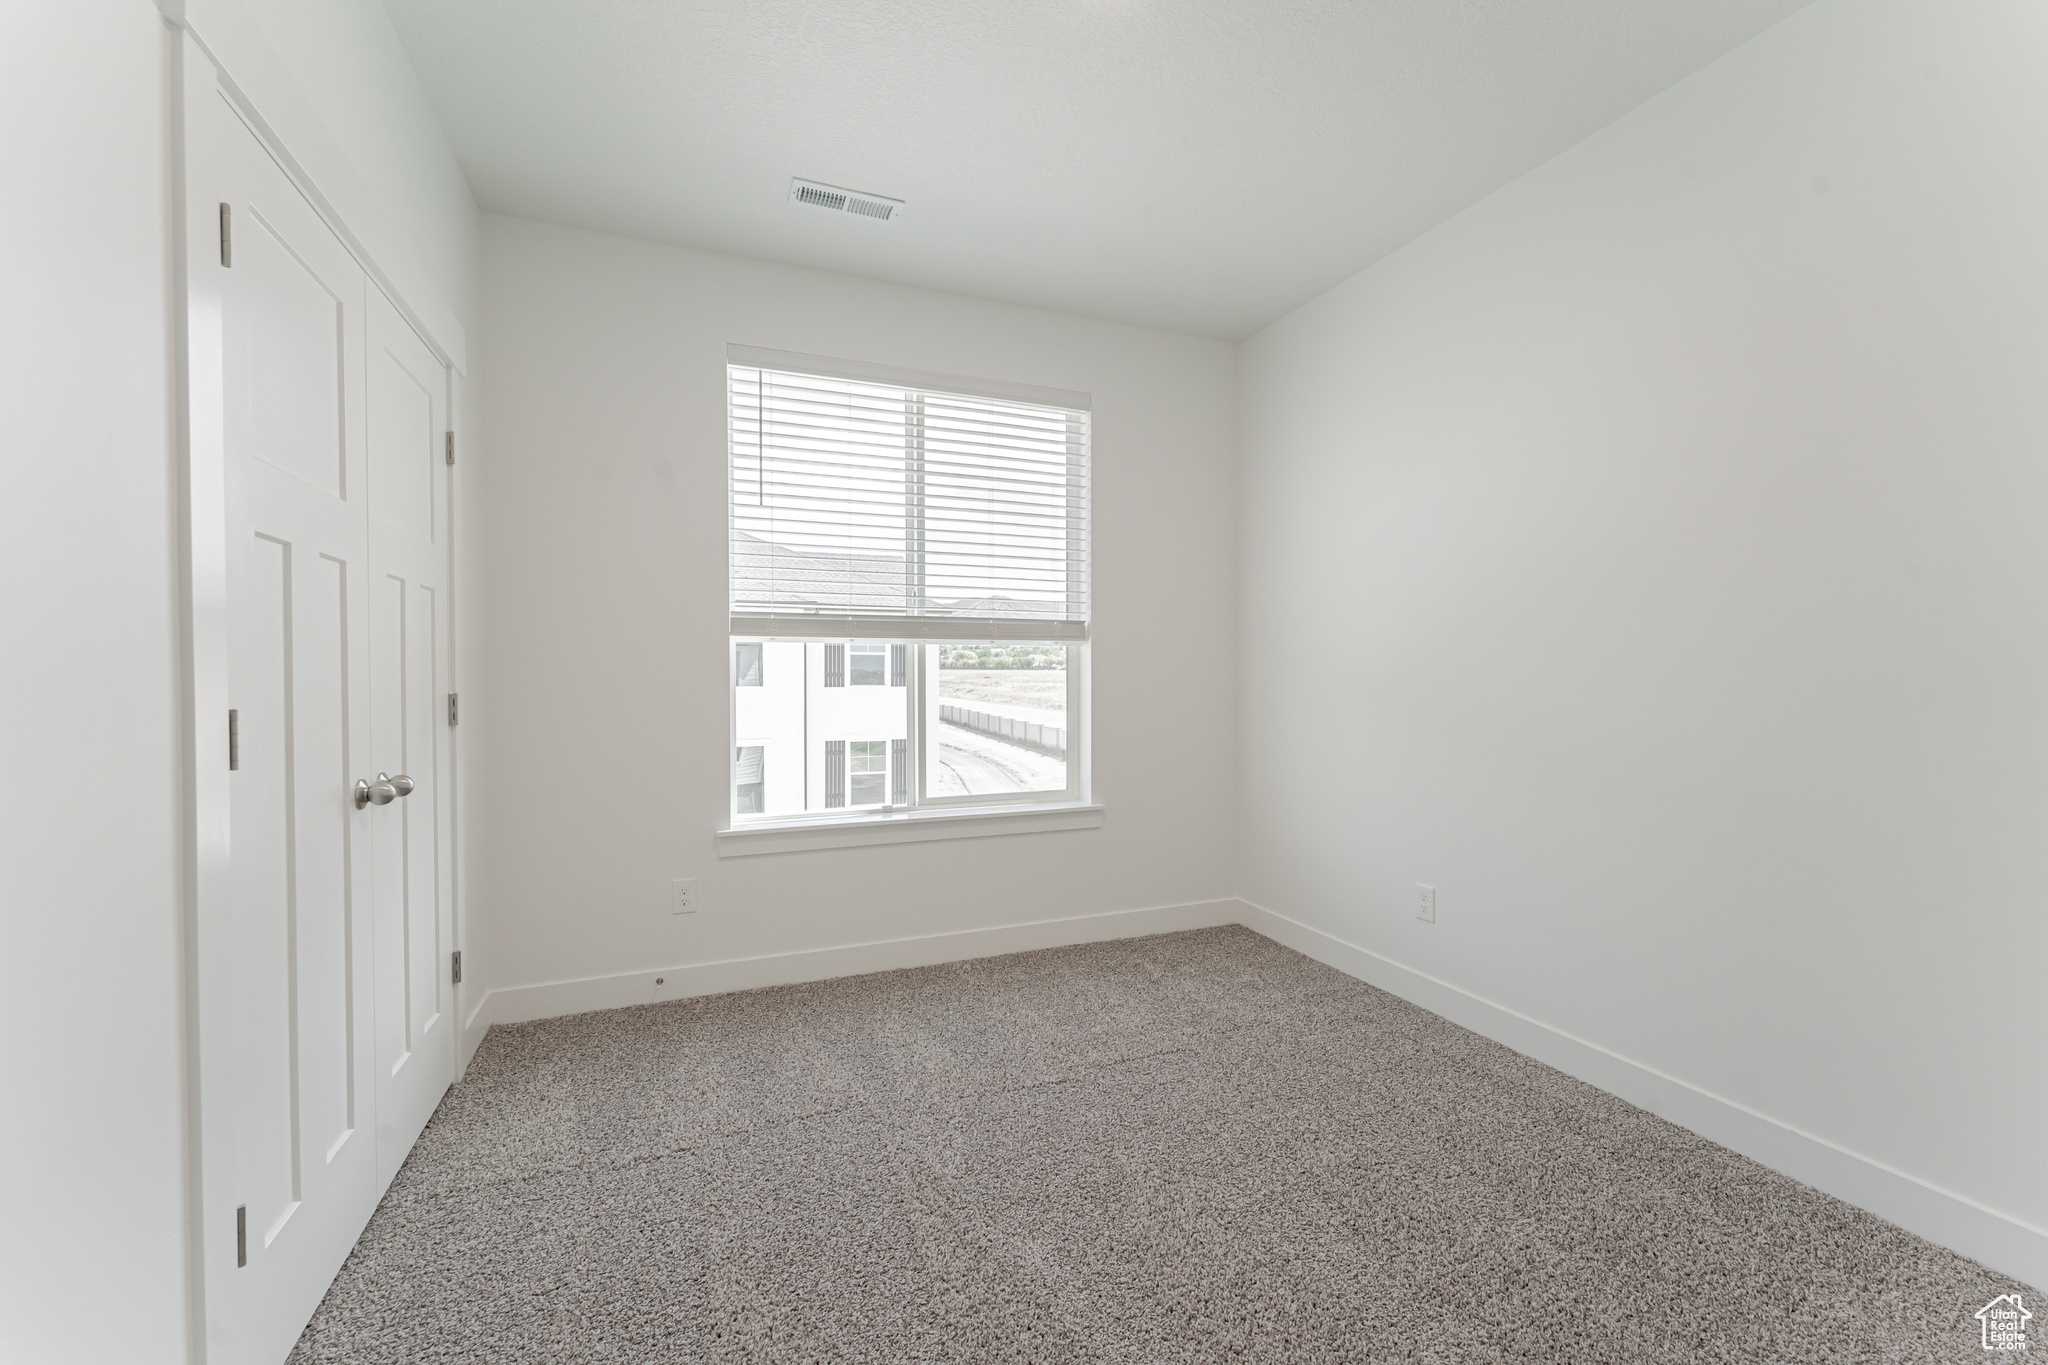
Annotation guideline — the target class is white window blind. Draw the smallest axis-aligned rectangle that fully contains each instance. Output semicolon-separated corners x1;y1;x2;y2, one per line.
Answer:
729;361;1089;640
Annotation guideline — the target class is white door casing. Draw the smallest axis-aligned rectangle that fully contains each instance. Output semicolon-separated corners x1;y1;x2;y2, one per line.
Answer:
366;286;456;1185
197;86;380;1365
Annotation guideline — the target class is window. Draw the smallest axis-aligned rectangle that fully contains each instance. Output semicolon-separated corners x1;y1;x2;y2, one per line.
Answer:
848;740;888;805
931;642;1069;798
728;350;1088;823
849;642;886;685
735;746;764;813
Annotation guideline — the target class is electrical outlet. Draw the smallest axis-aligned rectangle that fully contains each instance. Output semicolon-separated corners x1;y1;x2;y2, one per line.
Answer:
671;878;696;914
1415;883;1436;923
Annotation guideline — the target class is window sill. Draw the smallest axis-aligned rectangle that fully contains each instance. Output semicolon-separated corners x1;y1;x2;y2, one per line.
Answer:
715;802;1104;858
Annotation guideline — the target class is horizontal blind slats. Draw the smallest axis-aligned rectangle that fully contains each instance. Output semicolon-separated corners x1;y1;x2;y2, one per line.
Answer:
735;377;1077;431
732;405;1078;449
748;474;1079;506
731;616;1088;642
731;364;1088;633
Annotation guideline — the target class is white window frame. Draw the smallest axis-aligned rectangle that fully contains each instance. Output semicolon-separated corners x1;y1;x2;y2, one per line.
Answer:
721;348;1095;851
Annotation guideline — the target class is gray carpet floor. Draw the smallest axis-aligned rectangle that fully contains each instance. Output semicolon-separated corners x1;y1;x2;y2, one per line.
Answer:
290;926;2033;1363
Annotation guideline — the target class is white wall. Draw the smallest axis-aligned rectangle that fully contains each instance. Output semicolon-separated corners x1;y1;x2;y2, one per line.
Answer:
0;1;483;1358
233;0;479;329
1238;0;2048;1283
480;215;1236;1000
0;8;189;1361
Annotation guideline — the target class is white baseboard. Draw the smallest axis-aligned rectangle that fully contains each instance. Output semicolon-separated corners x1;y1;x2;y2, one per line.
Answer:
1236;899;2047;1292
472;898;1241;1030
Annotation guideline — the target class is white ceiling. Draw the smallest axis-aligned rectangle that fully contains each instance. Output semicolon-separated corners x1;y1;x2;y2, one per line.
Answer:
381;0;1812;340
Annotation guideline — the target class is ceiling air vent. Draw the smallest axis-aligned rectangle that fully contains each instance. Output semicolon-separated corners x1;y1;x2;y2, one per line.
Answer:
790;178;903;223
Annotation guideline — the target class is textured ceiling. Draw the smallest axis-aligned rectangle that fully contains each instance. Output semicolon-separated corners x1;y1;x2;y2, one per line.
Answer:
382;0;1813;339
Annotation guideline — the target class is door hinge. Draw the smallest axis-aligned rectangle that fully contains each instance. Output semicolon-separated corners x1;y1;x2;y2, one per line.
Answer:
219;203;232;268
236;1205;247;1267
228;709;240;770
445;431;455;466
447;692;459;727
451;950;463;985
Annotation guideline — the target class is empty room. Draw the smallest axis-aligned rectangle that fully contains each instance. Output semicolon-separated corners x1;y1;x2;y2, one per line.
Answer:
6;0;2046;1360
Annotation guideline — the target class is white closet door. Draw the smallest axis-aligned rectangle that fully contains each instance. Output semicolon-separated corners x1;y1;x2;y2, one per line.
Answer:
366;286;456;1184
204;90;380;1365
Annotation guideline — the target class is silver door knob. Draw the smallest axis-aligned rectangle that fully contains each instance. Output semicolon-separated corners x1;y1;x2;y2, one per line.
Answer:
353;773;415;809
